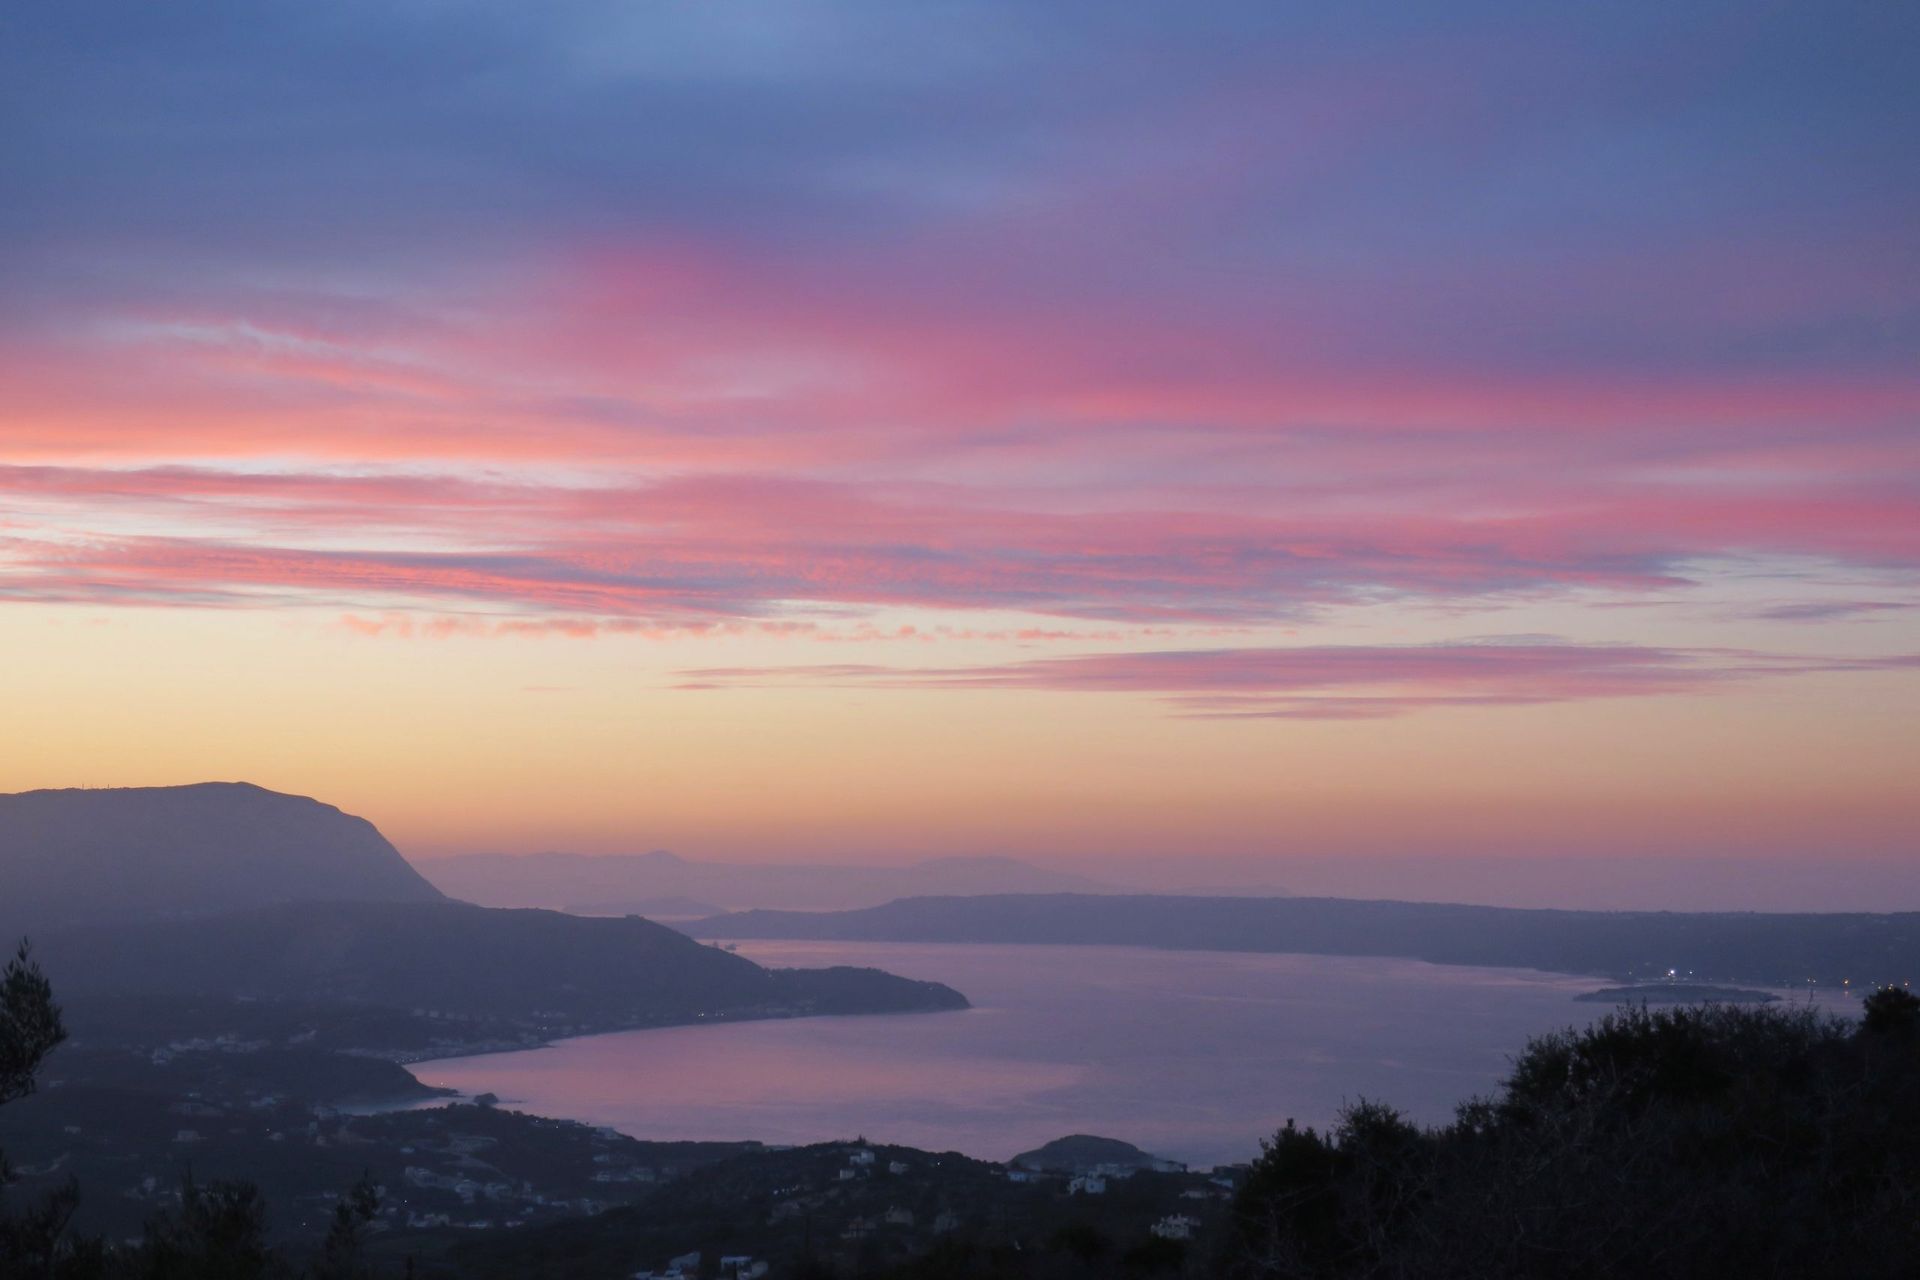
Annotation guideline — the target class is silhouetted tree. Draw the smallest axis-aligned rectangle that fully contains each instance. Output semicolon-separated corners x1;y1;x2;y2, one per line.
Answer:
1119;1234;1184;1275
1;940;79;1274
1862;985;1920;1038
0;943;366;1279
1048;1222;1110;1266
310;1174;382;1280
131;1174;279;1280
1;942;66;1106
1226;1002;1920;1279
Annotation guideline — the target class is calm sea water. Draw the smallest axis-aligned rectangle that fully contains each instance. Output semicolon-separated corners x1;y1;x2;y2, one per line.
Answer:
410;941;1839;1168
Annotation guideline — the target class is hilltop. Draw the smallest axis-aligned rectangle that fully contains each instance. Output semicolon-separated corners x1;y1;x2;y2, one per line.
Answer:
1011;1134;1168;1173
2;783;968;1061
0;782;444;931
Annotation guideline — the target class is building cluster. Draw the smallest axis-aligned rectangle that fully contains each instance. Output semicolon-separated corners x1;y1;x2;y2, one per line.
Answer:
634;1251;769;1279
1151;1213;1200;1240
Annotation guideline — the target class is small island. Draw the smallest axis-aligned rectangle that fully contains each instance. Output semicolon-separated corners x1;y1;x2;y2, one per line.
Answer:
1012;1134;1181;1174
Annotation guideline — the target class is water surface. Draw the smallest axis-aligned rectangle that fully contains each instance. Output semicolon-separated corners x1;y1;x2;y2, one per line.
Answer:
411;941;1832;1167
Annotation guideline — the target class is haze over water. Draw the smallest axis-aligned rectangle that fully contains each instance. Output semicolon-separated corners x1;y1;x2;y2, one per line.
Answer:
412;941;1846;1168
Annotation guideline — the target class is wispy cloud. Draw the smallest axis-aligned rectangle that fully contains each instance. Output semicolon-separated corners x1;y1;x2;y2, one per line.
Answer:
1740;600;1914;623
3;463;1916;626
678;641;1920;719
1;2;1915;654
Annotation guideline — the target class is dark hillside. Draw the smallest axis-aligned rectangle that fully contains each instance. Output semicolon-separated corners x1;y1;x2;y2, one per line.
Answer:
35;901;967;1032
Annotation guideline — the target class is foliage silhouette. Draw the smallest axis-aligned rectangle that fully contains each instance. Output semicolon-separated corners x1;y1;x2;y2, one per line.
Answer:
0;945;400;1280
1226;998;1920;1278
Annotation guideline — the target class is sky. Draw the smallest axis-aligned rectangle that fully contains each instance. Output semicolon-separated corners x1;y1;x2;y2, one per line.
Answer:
2;2;1917;903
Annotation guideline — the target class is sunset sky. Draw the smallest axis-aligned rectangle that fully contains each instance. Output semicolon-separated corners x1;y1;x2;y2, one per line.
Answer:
3;2;1916;892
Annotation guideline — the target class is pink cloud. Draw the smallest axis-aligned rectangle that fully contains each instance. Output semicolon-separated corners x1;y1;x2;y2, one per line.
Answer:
2;461;1916;624
677;642;1920;719
2;229;1914;634
6;232;1918;475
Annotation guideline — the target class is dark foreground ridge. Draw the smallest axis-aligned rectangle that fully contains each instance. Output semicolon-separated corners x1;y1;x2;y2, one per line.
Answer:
439;994;1920;1280
8;936;1920;1279
690;893;1920;986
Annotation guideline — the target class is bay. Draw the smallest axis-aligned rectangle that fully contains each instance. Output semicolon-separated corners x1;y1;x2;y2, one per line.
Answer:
410;941;1834;1168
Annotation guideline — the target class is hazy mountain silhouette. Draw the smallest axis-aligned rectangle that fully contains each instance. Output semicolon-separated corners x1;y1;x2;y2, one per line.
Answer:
688;893;1920;987
1;783;967;1035
564;895;727;920
419;848;1116;912
0;782;444;932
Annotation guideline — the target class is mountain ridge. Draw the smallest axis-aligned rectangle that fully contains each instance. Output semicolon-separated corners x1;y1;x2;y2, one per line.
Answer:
0;781;445;932
33;899;968;1034
2;783;970;1052
686;892;1920;987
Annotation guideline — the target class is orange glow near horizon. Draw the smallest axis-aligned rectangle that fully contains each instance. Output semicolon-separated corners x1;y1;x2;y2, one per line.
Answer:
3;1;1917;902
3;605;1914;876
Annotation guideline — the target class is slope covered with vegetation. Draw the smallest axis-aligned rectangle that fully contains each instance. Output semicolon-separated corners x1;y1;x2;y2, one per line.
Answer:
1222;992;1920;1279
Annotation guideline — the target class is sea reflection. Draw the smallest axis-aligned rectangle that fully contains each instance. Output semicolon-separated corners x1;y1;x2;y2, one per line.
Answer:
410;941;1840;1167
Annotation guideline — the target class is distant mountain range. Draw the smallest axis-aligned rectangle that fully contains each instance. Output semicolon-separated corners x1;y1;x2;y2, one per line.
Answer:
687;893;1920;988
567;895;727;920
416;848;1119;913
0;782;444;932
